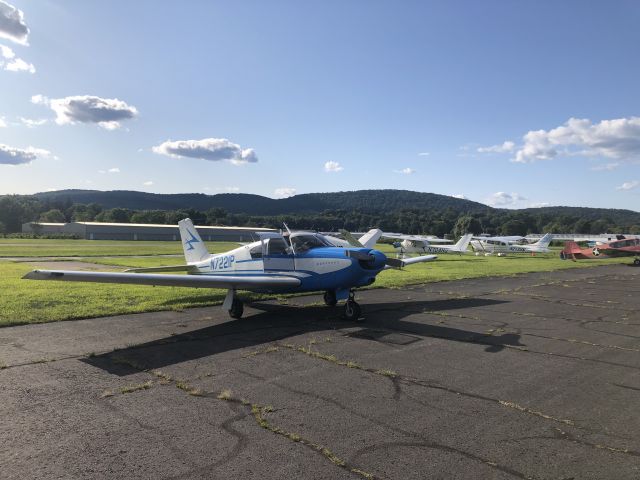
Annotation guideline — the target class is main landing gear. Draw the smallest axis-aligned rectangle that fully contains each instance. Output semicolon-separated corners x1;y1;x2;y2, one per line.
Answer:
323;290;337;306
229;298;244;319
224;289;244;319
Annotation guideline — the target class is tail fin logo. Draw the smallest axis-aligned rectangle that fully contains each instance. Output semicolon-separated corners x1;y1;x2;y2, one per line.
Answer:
184;229;200;251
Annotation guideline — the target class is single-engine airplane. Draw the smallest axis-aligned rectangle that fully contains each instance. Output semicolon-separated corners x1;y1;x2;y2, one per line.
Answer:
470;233;553;256
383;233;473;257
560;236;640;265
23;219;437;321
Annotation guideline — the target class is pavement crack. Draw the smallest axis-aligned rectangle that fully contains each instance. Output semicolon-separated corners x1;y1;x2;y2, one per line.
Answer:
350;441;535;479
213;390;378;479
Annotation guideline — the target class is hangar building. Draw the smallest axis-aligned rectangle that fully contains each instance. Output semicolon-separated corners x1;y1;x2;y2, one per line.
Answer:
22;221;275;241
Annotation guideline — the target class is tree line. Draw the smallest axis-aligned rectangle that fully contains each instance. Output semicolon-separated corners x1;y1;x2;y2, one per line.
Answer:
1;194;639;237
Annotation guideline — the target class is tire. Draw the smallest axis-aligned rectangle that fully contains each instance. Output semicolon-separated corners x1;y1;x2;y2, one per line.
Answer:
323;290;337;306
634;258;640;266
343;300;361;322
229;299;244;319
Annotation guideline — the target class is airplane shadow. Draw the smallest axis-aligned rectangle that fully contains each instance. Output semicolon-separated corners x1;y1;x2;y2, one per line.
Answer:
83;297;523;376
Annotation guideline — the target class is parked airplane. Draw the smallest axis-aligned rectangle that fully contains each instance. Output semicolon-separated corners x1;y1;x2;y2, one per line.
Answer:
383;233;473;257
23;219;436;321
560;237;640;265
470;233;553;256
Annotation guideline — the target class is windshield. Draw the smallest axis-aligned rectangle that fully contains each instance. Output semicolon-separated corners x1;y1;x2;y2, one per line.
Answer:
291;234;331;253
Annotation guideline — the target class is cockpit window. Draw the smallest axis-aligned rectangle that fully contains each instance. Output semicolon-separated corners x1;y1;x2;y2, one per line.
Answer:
291;234;331;253
249;244;262;259
266;238;289;255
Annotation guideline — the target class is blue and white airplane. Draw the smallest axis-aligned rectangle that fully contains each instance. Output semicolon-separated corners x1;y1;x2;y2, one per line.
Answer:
24;219;437;321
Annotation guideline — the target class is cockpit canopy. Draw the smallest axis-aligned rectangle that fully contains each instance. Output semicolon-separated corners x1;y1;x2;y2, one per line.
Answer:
289;233;332;253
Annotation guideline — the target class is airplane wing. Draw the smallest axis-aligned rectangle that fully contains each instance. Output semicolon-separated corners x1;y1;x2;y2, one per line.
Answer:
22;270;301;289
381;232;451;243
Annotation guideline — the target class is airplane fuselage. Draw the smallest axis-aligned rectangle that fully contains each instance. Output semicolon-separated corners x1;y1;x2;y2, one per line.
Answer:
190;241;386;294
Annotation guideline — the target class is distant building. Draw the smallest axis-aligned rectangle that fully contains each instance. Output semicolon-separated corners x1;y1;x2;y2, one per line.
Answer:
22;221;275;241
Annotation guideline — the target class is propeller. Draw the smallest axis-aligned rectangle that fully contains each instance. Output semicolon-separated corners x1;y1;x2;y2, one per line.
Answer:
339;229;364;248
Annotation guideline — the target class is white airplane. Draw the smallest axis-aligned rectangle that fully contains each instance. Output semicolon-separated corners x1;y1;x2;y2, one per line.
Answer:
384;233;473;257
470;233;553;256
23;219;435;321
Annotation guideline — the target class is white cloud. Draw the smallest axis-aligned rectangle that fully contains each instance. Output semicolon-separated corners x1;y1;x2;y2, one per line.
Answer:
485;191;527;207
477;141;515;154
19;117;47;128
143;181;153;186
152;138;258;165
225;186;240;192
33;94;138;129
0;1;29;45
0;116;6;127
395;167;416;174
590;162;620;171
98;167;120;174
450;194;467;199
512;117;640;163
0;43;34;73
529;202;550;208
274;187;296;198
616;180;639;191
324;161;343;172
0;143;50;165
418;152;430;156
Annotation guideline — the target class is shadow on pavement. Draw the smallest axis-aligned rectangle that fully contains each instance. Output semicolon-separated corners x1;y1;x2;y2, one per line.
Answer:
83;297;521;375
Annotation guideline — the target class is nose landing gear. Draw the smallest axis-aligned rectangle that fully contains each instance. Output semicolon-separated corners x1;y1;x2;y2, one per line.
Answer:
342;290;362;322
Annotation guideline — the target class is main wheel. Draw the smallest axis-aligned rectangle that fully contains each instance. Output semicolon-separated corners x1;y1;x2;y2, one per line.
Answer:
323;290;337;306
343;300;361;322
229;298;244;319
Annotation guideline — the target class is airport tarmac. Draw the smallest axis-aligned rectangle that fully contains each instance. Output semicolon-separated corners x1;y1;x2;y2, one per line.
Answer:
1;264;639;479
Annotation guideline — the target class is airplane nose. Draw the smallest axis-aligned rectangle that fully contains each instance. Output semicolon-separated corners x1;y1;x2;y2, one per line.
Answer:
370;249;387;269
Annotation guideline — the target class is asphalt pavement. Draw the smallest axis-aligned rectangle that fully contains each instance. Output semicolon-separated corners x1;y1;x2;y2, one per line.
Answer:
1;264;639;479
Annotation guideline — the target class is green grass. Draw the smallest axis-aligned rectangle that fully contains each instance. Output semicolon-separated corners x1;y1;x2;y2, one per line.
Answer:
373;252;628;288
0;238;633;326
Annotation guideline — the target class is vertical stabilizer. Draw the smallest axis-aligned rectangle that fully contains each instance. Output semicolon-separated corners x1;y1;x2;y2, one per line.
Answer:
453;233;473;252
178;218;210;264
359;229;383;249
535;233;553;248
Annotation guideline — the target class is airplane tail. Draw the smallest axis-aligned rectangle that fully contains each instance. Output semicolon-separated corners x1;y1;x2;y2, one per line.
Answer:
453;233;473;252
560;241;579;261
178;218;210;264
359;229;383;249
534;233;553;248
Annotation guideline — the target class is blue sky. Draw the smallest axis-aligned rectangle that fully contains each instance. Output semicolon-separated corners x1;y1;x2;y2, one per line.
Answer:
1;0;639;209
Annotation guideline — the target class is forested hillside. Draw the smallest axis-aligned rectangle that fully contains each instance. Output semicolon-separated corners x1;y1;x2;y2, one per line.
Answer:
1;189;638;236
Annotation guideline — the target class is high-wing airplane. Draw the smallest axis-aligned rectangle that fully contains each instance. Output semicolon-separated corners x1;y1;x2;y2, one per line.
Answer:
560;237;640;265
383;233;473;257
470;233;553;256
23;219;436;321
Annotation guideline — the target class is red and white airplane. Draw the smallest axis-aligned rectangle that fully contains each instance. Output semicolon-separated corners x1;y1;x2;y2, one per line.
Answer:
560;236;640;265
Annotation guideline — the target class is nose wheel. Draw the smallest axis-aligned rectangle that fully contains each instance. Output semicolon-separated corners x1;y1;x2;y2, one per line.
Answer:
342;291;362;322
